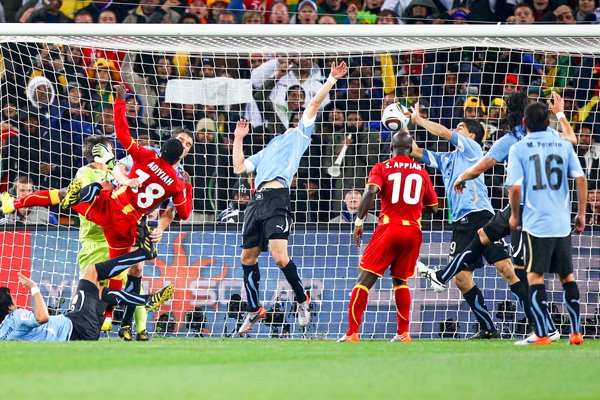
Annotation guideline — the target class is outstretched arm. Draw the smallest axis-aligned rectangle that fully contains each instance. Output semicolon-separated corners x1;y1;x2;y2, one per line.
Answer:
18;273;49;324
304;61;348;121
232;120;250;175
353;185;380;247
548;91;577;145
411;102;453;141
172;170;193;220
454;157;498;193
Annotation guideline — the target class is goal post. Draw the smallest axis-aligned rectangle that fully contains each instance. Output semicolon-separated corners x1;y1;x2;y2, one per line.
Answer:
0;25;598;339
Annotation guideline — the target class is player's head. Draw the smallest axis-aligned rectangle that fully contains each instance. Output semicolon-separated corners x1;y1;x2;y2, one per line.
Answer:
524;102;549;132
160;138;185;165
391;131;413;156
0;287;15;323
83;136;113;164
172;128;194;158
457;118;485;145
499;90;528;132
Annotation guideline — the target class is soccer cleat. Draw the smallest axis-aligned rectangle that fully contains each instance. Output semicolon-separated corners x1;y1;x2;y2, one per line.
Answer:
549;329;561;342
337;333;360;342
514;334;552;346
118;325;133;341
569;332;584;346
145;284;175;311
297;293;311;327
1;192;15;214
136;329;151;342
390;332;412;343
416;261;446;292
60;178;83;210
100;317;113;332
469;329;500;340
238;307;267;334
136;224;157;259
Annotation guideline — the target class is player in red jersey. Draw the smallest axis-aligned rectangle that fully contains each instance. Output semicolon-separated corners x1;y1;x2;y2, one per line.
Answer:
338;131;438;343
61;85;193;264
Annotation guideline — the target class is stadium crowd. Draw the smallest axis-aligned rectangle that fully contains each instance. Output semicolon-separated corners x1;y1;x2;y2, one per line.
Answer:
0;0;599;227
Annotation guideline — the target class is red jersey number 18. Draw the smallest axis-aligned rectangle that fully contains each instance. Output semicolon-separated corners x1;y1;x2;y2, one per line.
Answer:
131;169;166;208
388;172;423;205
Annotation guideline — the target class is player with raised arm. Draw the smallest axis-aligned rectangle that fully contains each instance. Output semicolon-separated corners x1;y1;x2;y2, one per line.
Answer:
418;91;576;341
0;263;174;341
338;131;438;343
505;101;586;346
232;61;348;335
60;84;193;280
410;104;532;339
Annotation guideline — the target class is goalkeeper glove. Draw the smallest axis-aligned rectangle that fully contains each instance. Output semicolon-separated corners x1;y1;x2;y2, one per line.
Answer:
92;143;116;169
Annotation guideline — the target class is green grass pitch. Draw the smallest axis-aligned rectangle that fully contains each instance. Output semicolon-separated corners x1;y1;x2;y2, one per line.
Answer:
2;338;599;400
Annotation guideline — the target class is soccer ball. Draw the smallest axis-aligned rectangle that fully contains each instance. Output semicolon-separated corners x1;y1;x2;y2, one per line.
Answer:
381;103;411;131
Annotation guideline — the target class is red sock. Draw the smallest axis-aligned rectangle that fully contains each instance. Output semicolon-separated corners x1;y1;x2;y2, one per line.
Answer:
104;278;124;319
394;284;411;335
346;285;369;335
14;189;61;209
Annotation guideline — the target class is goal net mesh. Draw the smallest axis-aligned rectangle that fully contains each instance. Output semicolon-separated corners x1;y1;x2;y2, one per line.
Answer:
0;31;598;339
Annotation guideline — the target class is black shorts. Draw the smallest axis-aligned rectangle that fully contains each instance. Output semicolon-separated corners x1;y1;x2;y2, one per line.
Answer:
451;210;509;271
481;205;525;267
66;279;107;341
523;232;574;277
242;188;293;251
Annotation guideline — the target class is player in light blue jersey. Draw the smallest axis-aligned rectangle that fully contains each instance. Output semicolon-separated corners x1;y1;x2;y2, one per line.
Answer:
232;61;348;335
505;101;587;346
0;261;174;341
410;104;531;339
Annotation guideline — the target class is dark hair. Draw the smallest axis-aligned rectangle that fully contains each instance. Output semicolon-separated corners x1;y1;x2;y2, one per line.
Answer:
179;12;201;23
74;9;95;22
462;118;485;144
499;91;528;132
160;138;184;165
0;287;13;323
83;136;112;163
524;102;549;132
172;127;195;144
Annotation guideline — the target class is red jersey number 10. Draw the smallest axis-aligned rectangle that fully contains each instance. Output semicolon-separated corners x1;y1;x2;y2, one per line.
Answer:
388;172;423;205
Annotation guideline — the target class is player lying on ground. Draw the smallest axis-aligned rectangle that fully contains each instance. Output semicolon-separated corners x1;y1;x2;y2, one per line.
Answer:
0;261;174;341
419;91;576;342
505;101;586;346
338;131;438;343
231;61;348;334
409;104;533;339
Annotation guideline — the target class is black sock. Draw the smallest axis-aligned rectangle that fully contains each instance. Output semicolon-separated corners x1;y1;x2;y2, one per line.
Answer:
79;182;103;204
509;281;535;328
95;248;152;281
437;237;485;284
102;287;148;308
281;259;307;303
562;281;581;334
242;263;260;312
121;275;142;327
529;284;550;337
463;285;495;332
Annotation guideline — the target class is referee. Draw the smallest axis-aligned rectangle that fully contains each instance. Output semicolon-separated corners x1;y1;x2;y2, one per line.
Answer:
232;61;348;335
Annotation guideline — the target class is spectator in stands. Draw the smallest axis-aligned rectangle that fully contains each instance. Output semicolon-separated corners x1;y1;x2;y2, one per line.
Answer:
329;189;378;223
318;0;349;23
588;180;600;225
243;10;263;23
525;0;565;21
576;123;600;181
185;0;209;23
577;0;596;22
7;113;50;188
217;10;237;23
484;97;507;150
180;12;201;23
22;0;72;23
0;177;57;225
377;8;400;23
554;5;577;23
219;179;251;223
463;96;486;120
80;1;128;22
296;0;319;24
123;0;181;23
207;0;230;22
318;13;337;23
501;73;520;98
30;45;69;96
87;58;120;113
73;9;95;23
402;0;439;24
527;84;544;103
269;0;290;24
509;3;535;24
429;64;463;128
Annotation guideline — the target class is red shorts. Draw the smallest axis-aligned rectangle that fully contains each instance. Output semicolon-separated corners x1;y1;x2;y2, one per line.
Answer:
73;190;139;255
359;224;422;280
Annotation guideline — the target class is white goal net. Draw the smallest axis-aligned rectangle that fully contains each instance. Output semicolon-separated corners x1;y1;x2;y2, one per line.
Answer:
0;25;598;339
